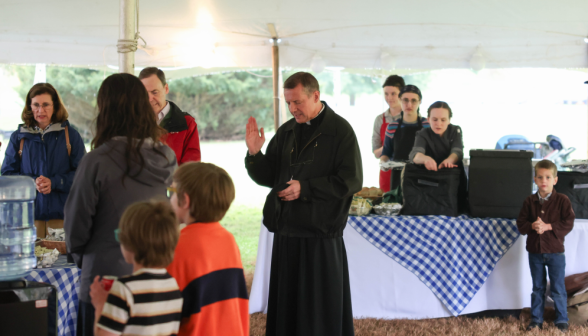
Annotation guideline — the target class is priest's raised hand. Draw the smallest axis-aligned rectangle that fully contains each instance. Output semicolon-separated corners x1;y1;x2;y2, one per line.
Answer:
246;116;265;155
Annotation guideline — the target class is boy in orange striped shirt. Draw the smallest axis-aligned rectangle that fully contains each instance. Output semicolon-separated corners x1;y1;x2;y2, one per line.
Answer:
167;162;249;336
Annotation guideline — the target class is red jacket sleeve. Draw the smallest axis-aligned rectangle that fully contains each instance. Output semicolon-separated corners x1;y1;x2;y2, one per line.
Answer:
179;115;201;164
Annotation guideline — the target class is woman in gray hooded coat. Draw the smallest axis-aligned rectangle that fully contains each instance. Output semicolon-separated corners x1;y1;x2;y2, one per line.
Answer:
64;73;177;336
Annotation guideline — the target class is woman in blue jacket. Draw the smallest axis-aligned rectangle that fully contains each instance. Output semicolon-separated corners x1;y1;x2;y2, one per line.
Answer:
1;83;86;238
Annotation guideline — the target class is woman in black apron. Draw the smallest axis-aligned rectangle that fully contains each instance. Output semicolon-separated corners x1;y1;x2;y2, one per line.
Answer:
380;85;430;198
410;101;468;212
410;101;463;170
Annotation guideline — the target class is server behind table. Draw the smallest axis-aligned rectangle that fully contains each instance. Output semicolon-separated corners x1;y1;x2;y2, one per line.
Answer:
372;75;405;192
379;85;430;197
402;101;467;215
409;102;464;171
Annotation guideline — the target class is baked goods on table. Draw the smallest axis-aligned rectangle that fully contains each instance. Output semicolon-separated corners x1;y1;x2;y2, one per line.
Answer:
355;187;383;198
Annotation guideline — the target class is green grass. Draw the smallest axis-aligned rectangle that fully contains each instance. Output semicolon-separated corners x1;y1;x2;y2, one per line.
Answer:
220;203;263;273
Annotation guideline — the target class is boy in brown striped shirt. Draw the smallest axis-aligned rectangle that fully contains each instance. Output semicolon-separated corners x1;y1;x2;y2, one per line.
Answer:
90;201;183;336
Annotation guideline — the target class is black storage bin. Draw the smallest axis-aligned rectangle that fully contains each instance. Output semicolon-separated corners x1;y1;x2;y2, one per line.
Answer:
401;163;461;216
469;149;533;218
554;171;588;219
0;280;57;336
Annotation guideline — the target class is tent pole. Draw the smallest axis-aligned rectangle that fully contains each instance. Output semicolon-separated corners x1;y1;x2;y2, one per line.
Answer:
272;39;280;131
279;68;287;125
118;0;136;74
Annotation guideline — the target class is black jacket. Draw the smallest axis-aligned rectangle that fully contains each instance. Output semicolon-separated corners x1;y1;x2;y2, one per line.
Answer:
245;102;363;238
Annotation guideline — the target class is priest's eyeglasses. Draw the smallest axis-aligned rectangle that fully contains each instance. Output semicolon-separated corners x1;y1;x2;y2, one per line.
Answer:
290;141;317;167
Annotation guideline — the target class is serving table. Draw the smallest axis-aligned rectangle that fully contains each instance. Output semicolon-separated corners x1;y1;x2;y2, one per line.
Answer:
25;255;80;336
249;216;588;319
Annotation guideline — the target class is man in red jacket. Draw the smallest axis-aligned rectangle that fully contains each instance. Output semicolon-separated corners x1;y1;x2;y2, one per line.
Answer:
140;67;201;163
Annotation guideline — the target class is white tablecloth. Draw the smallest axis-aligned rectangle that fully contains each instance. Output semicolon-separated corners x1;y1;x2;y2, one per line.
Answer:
249;218;588;319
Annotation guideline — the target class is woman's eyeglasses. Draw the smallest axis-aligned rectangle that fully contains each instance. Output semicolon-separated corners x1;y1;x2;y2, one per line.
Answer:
31;103;53;110
401;98;419;105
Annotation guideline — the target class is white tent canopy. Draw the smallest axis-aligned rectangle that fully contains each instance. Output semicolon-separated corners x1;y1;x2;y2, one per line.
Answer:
1;0;588;72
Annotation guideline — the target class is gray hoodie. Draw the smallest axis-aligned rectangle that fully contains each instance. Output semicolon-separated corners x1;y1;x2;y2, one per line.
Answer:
64;137;177;302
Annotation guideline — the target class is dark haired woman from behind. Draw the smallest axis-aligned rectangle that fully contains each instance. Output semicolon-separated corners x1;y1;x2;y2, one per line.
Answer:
1;83;86;238
65;73;177;336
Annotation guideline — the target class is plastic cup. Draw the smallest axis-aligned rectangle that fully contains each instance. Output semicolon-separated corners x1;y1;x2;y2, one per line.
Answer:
102;275;117;291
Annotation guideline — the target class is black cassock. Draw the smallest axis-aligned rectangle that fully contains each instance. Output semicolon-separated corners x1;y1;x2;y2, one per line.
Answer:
245;102;362;336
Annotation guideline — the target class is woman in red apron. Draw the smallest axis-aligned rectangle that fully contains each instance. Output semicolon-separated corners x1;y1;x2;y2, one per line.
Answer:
379;115;393;191
373;75;405;192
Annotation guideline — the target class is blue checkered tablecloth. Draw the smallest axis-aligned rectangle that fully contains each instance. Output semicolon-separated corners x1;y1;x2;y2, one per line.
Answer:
348;215;520;316
25;255;80;336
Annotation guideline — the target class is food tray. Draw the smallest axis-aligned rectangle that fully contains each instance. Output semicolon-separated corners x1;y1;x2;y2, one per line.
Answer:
349;206;372;216
37;240;67;254
379;161;406;170
373;203;402;216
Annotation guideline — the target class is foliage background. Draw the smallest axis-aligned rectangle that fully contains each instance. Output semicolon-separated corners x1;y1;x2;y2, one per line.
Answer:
167;70;274;140
5;65;406;141
5;66;281;141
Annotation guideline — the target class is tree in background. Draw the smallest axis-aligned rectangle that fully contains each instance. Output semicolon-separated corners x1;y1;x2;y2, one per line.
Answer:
403;72;433;95
5;66;386;140
6;66;277;141
167;70;274;140
342;73;380;106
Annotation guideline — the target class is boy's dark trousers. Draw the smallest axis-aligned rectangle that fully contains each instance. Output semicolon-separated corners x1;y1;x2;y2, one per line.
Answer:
529;252;569;324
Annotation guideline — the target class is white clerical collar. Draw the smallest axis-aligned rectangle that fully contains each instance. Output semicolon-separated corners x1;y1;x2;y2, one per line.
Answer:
538;192;552;203
157;101;171;124
306;103;325;125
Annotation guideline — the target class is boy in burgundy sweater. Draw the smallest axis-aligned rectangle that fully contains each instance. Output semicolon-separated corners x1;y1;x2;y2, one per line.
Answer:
517;160;575;332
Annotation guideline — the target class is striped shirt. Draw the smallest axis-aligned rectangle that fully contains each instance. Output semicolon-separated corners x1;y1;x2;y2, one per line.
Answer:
97;269;183;336
167;222;249;336
381;117;430;159
372;110;402;151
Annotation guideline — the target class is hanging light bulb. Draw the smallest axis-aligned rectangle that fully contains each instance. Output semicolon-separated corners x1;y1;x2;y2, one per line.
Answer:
310;55;326;74
469;46;486;72
380;52;396;71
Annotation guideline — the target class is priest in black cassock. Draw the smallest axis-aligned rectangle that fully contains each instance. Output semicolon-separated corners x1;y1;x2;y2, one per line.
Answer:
245;72;362;336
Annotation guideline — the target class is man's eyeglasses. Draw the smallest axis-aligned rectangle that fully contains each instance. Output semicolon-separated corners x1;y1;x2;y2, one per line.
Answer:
31;103;53;110
166;186;176;198
114;228;120;243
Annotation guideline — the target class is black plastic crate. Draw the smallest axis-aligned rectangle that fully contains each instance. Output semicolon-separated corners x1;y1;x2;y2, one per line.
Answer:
554;171;588;219
469;149;533;219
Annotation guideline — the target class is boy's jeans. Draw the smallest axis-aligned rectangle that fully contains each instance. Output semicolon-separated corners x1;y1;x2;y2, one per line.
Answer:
528;252;568;324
